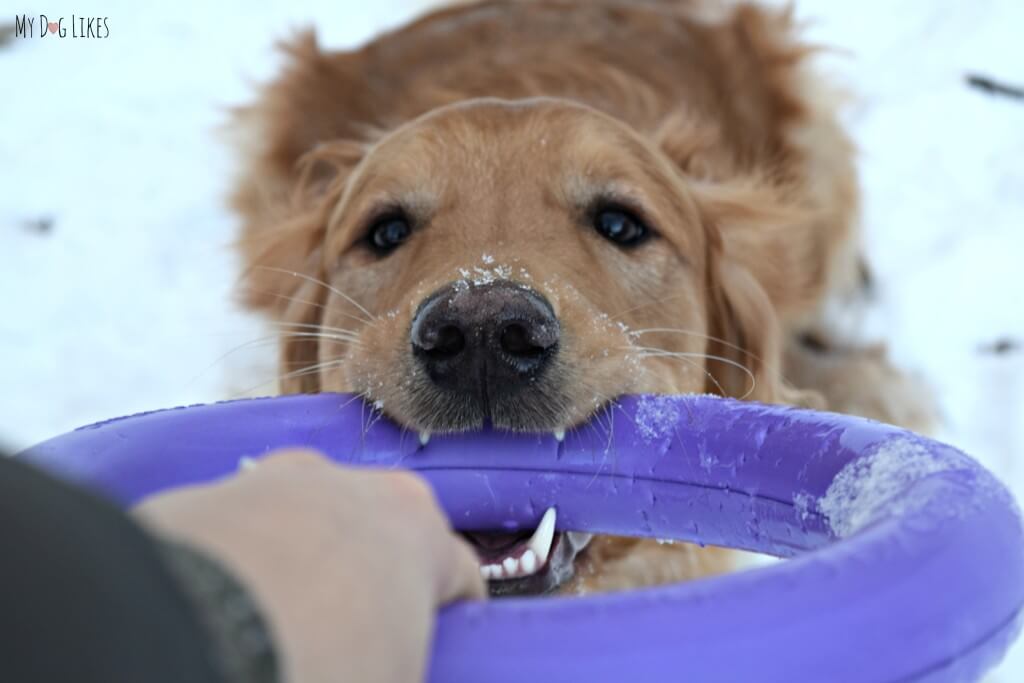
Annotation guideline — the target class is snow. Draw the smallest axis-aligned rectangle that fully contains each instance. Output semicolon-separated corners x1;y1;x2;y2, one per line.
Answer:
456;264;514;286
0;0;438;449
793;491;815;523
2;0;1023;677
634;394;682;443
819;437;969;538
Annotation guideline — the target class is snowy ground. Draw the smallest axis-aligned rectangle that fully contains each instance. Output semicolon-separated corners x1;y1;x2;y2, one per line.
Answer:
2;0;1022;678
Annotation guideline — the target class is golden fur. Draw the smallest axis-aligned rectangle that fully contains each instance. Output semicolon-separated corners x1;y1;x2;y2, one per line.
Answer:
230;0;930;592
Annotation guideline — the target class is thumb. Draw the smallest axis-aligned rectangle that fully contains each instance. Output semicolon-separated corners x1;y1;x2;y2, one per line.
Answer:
437;534;488;604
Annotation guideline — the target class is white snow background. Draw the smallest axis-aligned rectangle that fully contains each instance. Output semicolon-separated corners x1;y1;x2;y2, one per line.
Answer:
1;0;1022;678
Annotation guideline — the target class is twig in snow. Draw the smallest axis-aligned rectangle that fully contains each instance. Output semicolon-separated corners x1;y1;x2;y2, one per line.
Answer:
0;23;16;48
966;73;1024;101
979;338;1020;355
22;216;55;235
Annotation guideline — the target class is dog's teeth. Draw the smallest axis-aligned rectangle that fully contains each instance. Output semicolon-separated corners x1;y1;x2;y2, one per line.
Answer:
528;507;557;566
520;549;538;574
479;508;557;582
553;429;565;442
419;431;430;447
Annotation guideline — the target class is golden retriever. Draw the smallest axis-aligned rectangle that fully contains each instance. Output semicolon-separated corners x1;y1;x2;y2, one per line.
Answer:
230;0;931;595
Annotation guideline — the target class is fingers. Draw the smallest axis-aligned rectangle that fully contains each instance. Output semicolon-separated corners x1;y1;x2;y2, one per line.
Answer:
439;535;488;604
206;448;489;604
249;448;328;470
379;469;487;604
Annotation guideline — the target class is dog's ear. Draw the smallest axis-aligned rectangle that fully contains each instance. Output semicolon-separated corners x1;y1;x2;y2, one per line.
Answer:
234;138;362;303
699;184;823;407
696;179;829;322
235;207;327;394
704;247;785;403
228;30;375;213
233;139;366;395
229;30;375;394
230;28;370;317
236;207;324;313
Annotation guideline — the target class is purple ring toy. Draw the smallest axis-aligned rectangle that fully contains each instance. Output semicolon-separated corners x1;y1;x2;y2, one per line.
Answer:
20;393;1024;682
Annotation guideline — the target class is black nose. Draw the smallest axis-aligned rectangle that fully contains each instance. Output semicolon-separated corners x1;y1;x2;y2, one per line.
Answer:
411;280;560;400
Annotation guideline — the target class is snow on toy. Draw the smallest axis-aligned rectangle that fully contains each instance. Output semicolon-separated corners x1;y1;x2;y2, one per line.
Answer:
20;393;1024;683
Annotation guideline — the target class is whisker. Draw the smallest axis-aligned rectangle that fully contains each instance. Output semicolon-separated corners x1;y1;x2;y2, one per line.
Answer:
607;293;691;321
629;328;817;398
274;331;363;345
623;345;737;399
360;395;391;443
251;266;378;324
307;392;370;450
269;320;366;337
221;332;363;357
185;331;358;391
242;286;377;329
566;383;619;484
647;352;729;398
234;358;349;397
628;327;763;364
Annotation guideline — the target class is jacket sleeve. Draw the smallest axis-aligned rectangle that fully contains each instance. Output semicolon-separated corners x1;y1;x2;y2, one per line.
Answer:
0;453;278;683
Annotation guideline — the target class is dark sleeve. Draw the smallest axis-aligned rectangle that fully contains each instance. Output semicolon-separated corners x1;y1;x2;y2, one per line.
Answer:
0;454;277;683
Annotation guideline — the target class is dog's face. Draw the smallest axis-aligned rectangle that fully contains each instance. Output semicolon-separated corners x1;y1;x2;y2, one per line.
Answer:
321;100;712;430
244;98;788;595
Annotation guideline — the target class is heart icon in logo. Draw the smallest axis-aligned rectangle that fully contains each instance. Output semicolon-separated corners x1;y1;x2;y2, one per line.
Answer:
47;21;59;34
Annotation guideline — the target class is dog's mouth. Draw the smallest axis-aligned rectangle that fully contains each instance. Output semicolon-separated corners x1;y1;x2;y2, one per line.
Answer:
461;507;593;596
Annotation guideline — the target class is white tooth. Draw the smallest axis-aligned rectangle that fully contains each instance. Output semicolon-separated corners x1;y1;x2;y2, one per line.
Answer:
502;556;519;576
419;432;431;447
528;507;557;565
479;566;490;580
238;456;258;471
520;549;538;574
553;429;565;442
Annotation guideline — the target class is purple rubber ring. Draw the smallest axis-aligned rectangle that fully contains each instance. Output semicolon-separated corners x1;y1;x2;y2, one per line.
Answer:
19;393;1024;682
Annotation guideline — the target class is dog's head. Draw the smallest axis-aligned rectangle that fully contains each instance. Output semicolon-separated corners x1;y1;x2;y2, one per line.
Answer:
237;95;817;595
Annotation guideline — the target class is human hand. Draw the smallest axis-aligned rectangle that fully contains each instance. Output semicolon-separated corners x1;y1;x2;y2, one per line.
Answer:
135;449;485;683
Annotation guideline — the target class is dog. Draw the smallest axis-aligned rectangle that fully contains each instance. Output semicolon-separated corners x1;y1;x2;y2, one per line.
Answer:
230;0;932;595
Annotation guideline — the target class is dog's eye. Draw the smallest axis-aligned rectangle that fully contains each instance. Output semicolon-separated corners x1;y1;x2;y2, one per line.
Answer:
368;216;411;254
594;207;649;246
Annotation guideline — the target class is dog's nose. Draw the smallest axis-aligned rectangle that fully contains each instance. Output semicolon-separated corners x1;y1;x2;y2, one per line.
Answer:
411;280;559;399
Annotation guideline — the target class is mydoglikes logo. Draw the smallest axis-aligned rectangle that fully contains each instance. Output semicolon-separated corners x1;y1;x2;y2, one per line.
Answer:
13;14;110;38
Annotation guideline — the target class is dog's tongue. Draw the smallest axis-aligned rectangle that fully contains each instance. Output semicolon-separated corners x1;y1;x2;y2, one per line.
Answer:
464;531;530;552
